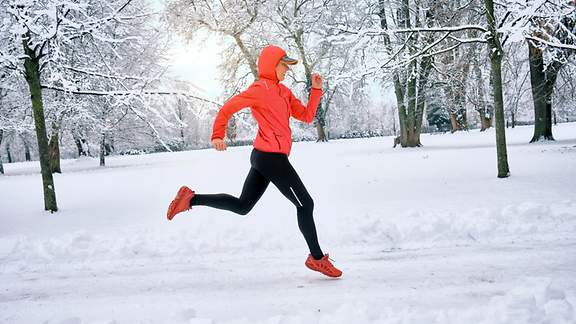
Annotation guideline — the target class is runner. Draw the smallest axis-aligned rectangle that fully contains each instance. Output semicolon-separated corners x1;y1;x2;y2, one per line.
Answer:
166;45;342;278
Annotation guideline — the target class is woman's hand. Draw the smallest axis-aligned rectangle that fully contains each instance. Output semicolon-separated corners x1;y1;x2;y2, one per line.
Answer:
311;73;322;89
212;138;227;151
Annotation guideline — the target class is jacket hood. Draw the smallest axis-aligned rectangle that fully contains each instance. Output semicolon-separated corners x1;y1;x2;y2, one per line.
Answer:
257;45;287;82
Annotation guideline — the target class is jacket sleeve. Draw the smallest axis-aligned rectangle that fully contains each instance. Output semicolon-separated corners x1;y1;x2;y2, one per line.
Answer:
289;87;322;124
211;84;260;141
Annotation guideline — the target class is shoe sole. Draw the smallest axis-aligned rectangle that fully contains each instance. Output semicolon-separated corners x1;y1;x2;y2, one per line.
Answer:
305;262;342;278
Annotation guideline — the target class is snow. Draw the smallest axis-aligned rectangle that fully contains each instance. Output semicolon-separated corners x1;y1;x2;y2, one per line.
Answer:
1;123;576;323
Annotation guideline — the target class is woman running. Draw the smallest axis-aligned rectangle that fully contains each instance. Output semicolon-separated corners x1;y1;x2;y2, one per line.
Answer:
166;45;342;278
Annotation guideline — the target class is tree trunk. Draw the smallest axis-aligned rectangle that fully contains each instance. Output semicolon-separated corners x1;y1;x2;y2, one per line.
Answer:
313;102;328;142
405;61;418;147
22;31;58;211
455;44;471;132
474;45;491;132
450;113;459;133
100;133;106;167
6;142;12;163
528;42;554;142
0;129;4;175
491;55;510;178
73;137;84;157
49;123;61;173
460;110;469;131
227;115;237;145
544;64;560;136
511;111;516;128
176;103;186;150
479;113;487;131
72;130;87;157
315;122;327;142
21;134;31;161
480;111;492;131
394;73;409;146
485;0;510;178
179;124;186;150
402;0;420;148
414;56;432;143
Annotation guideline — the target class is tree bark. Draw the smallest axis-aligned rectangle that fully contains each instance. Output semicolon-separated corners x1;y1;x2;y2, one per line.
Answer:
394;73;409;146
485;0;510;178
100;133;106;167
74;137;86;156
21;134;31;161
450;113;459;133
415;55;432;137
315;122;327;142
6;142;12;163
544;64;560;136
175;102;186;150
405;61;418;146
0;129;4;175
473;45;491;132
22;31;58;211
455;45;471;132
227;115;237;145
480;114;492;131
49;122;61;173
528;42;554;142
72;130;87;157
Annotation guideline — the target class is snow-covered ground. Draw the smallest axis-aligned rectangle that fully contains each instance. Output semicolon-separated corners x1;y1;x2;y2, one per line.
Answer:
1;123;575;324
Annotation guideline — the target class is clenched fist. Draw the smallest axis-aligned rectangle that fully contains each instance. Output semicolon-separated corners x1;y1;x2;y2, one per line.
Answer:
212;138;227;151
311;73;322;89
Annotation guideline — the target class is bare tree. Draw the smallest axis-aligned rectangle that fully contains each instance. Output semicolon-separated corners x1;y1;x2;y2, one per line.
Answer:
2;0;213;211
484;0;510;177
526;1;575;142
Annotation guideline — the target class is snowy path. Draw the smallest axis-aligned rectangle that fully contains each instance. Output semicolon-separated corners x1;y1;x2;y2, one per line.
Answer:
2;238;575;323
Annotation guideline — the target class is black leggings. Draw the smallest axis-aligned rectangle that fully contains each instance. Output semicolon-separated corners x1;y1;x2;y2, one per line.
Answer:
191;149;324;259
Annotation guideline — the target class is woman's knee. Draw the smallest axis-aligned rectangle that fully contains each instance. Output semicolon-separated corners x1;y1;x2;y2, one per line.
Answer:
237;202;255;215
296;195;314;212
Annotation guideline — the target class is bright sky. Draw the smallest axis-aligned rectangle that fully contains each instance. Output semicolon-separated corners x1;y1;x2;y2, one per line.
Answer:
164;33;227;99
151;0;225;100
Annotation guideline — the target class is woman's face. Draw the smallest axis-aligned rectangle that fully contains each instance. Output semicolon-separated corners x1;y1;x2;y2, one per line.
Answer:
275;61;290;81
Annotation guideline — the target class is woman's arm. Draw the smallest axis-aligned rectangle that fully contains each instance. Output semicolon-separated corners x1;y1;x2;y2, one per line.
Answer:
211;84;260;142
290;73;323;124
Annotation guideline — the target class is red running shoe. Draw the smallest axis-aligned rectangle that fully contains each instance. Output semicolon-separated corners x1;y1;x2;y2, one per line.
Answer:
167;186;195;220
305;254;342;278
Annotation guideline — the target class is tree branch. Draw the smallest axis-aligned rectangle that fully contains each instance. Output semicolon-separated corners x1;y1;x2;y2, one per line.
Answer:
41;85;221;106
394;25;488;34
526;35;576;51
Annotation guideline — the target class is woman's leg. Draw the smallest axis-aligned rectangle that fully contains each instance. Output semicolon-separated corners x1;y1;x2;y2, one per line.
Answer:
252;151;324;259
191;167;270;215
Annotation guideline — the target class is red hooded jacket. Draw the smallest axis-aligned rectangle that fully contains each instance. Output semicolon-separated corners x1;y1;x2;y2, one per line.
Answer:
211;45;322;156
